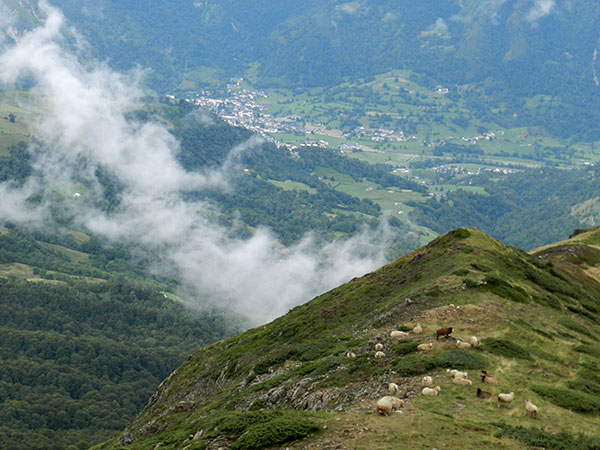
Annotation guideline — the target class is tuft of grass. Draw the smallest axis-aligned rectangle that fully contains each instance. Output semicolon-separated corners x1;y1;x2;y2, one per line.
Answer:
481;338;532;360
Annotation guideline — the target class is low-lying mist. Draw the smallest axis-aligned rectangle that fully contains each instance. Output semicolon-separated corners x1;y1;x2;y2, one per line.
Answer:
0;1;409;324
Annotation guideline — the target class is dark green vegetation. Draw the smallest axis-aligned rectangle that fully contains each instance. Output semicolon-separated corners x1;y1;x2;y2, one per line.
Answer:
409;166;600;249
94;227;600;449
0;226;242;450
495;423;600;450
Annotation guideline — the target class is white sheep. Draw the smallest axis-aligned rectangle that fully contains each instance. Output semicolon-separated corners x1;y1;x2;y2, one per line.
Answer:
376;396;404;415
452;377;473;386
412;323;423;335
374;351;386;358
525;400;538;418
376;397;394;415
375;343;384;351
498;392;515;406
469;336;480;347
450;370;468;379
421;386;441;396
345;351;356;358
417;343;433;352
388;383;400;395
390;330;409;339
447;369;458;377
389;396;404;410
421;376;433;387
456;340;472;349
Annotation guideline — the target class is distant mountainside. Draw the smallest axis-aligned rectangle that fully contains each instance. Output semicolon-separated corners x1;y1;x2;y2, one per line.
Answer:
7;0;600;139
0;225;244;450
95;227;600;449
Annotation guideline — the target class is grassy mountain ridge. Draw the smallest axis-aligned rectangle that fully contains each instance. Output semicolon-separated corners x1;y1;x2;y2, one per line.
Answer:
96;227;600;449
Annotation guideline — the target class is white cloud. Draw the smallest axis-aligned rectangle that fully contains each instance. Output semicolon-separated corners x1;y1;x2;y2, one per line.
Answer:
428;18;449;33
0;1;404;324
526;0;556;23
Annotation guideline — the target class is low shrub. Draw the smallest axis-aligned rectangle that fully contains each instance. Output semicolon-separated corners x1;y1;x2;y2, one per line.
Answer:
231;416;319;450
432;349;488;369
394;354;436;376
481;338;532;360
394;339;419;356
532;385;600;414
494;423;600;449
200;410;319;450
480;275;529;303
567;379;600;396
470;263;491;273
294;357;344;377
464;278;479;288
394;349;487;376
452;228;471;239
574;344;600;358
453;268;470;276
532;294;561;310
558;317;597;340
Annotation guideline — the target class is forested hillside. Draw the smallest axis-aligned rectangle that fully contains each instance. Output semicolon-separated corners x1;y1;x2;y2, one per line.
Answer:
8;0;599;139
0;225;243;450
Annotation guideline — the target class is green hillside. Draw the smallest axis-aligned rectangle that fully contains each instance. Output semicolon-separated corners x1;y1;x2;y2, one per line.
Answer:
12;0;595;140
96;227;600;449
0;226;243;450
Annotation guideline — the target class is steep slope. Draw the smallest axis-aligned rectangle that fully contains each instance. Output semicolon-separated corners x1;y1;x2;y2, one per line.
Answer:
97;228;600;449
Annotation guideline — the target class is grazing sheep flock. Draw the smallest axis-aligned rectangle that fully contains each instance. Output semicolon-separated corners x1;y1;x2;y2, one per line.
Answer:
364;319;537;420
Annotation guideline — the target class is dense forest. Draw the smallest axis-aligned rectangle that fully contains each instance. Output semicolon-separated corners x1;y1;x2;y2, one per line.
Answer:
0;226;242;450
